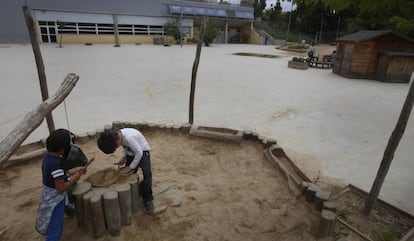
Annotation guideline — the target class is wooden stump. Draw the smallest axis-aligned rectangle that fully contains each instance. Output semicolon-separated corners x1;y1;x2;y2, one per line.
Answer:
72;182;92;227
305;184;319;203
318;210;336;237
127;175;140;213
82;191;95;235
90;194;106;239
323;201;337;213
315;190;330;211
103;191;121;237
114;183;132;226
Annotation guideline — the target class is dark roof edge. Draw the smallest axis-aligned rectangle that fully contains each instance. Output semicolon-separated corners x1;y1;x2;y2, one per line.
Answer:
336;30;414;43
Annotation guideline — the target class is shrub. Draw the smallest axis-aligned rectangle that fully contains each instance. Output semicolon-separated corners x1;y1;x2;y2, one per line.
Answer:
292;57;305;62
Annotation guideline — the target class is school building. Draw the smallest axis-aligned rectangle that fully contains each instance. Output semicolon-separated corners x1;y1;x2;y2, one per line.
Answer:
1;0;263;45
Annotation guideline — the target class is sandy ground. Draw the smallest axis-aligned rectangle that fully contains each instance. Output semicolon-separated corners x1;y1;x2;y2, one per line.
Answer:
0;131;337;241
0;43;413;216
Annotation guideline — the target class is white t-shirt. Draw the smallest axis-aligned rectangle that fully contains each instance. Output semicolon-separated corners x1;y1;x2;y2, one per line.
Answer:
120;128;150;169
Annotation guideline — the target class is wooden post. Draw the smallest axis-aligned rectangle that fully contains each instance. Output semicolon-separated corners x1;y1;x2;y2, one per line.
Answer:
305;184;319;203
363;75;414;215
82;191;95;235
72;182;92;227
323;201;337;213
318;210;336;237
114;184;132;226
0;73;79;167
315;190;330;211
22;5;55;134
189;16;207;124
103;191;122;236
113;14;120;47
127;175;140;213
90;194;106;239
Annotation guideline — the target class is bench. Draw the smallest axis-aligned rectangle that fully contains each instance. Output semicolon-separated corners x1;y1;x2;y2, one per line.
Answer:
308;61;333;69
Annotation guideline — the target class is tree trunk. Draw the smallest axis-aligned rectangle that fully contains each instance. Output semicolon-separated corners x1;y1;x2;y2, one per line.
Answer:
22;5;55;133
189;17;207;124
363;76;414;215
0;73;79;167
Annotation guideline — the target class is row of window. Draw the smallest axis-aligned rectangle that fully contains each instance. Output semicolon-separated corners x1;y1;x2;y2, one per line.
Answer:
38;21;192;43
39;21;165;38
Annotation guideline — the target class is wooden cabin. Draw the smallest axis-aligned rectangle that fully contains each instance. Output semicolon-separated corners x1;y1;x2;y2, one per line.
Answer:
333;30;414;83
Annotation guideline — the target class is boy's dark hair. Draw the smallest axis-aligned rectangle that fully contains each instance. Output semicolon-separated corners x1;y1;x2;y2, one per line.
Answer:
97;131;118;154
46;129;71;153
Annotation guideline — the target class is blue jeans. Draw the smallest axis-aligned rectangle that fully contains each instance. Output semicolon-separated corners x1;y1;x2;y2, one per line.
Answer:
126;151;153;203
46;200;64;241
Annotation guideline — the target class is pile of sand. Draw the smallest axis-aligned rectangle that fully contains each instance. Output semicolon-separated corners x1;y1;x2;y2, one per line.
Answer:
0;131;325;241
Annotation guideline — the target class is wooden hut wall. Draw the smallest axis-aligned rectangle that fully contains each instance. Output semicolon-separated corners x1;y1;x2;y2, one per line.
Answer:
350;41;377;79
375;54;389;82
376;54;414;83
333;42;354;77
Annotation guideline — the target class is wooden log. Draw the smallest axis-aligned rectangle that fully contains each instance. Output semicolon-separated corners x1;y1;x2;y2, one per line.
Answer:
76;133;89;144
22;5;55;133
103;191;122;236
82;191;95;235
0;73;79;167
4;148;46;168
323;201;337;213
90;194;106;239
72;182;92;227
127;175;140;214
315;190;330;211
305;184;319;203
114;183;132;226
112;121;123;131
318;210;336;237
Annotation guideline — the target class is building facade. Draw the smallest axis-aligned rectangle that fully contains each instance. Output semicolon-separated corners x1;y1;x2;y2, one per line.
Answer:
1;0;255;45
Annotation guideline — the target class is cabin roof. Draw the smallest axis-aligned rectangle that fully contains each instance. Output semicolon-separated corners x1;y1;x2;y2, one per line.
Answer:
378;50;414;57
336;30;414;43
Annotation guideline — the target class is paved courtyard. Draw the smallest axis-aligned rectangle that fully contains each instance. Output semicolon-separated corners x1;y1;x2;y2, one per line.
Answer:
0;43;413;214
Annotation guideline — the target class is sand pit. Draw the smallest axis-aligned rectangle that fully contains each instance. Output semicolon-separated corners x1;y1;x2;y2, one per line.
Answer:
0;129;332;241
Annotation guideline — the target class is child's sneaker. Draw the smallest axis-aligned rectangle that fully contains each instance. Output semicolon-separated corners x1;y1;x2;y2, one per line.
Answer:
144;201;155;215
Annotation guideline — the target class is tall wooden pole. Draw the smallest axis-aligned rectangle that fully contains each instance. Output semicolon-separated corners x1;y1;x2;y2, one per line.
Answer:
189;17;207;124
22;5;55;134
362;74;414;215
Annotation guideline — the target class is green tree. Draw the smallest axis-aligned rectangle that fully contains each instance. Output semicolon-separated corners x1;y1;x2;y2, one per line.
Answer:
264;0;283;25
253;0;266;18
203;20;219;46
164;21;181;44
315;0;414;36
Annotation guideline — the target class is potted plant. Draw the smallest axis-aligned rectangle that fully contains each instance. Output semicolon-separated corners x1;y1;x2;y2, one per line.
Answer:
288;56;308;70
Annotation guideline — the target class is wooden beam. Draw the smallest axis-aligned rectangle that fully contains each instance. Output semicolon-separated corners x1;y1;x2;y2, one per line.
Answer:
22;5;55;133
0;73;79;167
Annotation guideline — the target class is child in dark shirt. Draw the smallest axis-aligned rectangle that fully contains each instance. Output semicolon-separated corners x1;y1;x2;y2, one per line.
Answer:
35;129;86;240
